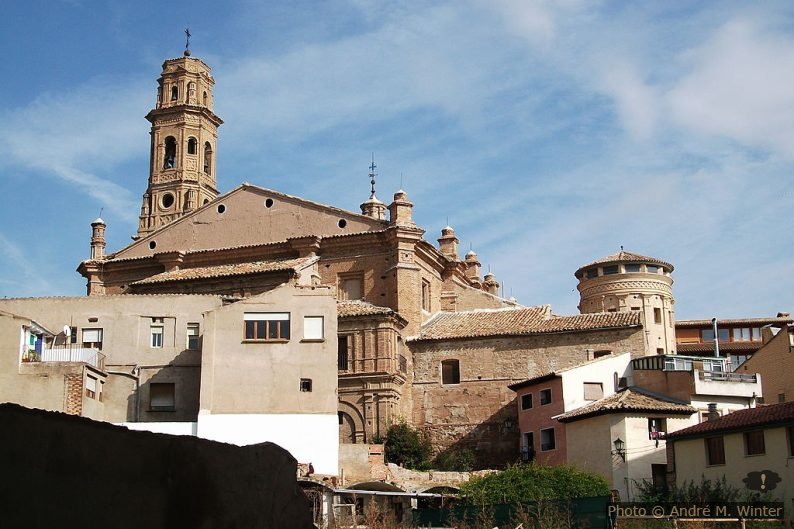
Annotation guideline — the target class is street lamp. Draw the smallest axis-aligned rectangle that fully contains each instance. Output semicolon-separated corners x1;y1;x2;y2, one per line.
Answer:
613;437;626;461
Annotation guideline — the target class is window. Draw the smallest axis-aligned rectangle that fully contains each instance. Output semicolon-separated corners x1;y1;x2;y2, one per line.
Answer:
602;265;619;275
656;348;665;355
85;375;97;399
701;328;729;342
583;382;603;401
170;85;178;101
68;326;78;344
164;136;176;169
651;464;667;489
339;276;363;301
422;279;431;311
646;265;659;273
779;393;787;403
338;336;349;371
521;393;533;410
539;388;552;405
705;436;725;465
654;308;662;324
648;418;666;440
624;264;641;273
150;383;175;411
733;327;750;341
441;359;460;385
82;328;103;350
540;428;556;451
585;268;598;279
187;137;197;155
522;432;535;461
303;316;324;340
186;323;200;350
752;327;762;341
300;378;313;392
744;431;765;456
788;426;794;457
203;142;213;174
244;313;290;341
150;319;164;348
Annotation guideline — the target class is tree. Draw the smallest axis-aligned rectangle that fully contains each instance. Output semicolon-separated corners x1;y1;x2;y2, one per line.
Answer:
459;463;610;505
383;421;432;470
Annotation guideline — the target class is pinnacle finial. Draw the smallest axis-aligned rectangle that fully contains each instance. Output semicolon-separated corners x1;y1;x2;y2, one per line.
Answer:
184;28;192;56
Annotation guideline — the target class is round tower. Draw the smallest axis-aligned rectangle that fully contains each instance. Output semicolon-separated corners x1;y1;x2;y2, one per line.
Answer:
575;250;676;355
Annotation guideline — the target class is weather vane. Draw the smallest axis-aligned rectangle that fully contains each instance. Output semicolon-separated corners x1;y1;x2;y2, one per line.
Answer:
184;28;192;56
368;153;377;199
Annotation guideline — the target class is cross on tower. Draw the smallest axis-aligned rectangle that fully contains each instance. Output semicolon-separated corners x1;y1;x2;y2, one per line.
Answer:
368;154;377;198
184;28;192;56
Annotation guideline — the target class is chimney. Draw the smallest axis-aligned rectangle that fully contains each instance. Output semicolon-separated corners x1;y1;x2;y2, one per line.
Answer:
388;190;415;227
90;218;106;260
706;403;719;421
437;226;459;260
464;250;481;284
483;271;500;295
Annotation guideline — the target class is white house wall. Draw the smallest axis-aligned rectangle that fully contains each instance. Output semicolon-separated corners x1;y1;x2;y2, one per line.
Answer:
197;413;339;475
560;353;631;412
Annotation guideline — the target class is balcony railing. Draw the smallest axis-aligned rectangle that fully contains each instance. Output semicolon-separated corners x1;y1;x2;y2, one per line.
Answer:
22;346;106;371
699;370;757;383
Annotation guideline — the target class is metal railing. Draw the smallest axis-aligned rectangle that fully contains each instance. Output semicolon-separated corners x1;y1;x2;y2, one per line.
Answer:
699;370;757;383
22;346;106;371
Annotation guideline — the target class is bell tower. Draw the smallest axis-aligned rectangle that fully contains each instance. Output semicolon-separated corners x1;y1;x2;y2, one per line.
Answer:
137;48;223;237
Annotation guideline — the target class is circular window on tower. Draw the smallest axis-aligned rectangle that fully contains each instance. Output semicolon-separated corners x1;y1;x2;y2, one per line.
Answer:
161;193;175;210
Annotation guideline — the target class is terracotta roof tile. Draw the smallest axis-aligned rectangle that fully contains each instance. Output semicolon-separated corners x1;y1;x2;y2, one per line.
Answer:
132;257;311;285
675;317;792;328
666;401;794;440
576;250;673;275
676;342;762;354
414;308;641;341
337;300;396;318
556;387;696;423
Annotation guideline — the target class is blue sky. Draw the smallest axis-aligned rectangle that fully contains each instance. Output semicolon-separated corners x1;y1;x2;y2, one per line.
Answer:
1;0;792;319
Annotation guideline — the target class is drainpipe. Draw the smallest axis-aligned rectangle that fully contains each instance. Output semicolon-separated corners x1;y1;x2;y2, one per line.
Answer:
712;318;720;358
107;365;141;422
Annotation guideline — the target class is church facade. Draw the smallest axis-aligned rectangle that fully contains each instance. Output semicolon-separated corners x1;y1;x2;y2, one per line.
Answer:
69;51;663;467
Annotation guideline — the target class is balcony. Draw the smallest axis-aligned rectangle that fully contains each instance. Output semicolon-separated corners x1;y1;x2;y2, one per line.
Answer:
22;346;106;371
693;368;761;398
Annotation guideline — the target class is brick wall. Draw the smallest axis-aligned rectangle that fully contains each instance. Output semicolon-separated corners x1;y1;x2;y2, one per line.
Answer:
409;327;645;468
64;372;83;416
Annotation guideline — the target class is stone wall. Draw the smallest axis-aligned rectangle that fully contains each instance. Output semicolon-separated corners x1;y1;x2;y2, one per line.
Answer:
410;327;646;468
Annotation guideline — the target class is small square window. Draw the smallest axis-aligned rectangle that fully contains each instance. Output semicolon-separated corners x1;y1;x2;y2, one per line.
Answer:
585;268;599;279
624;264;641;273
602;265;619;275
583;382;603;401
300;378;313;392
303;316;324;340
539;388;552;405
521;393;533;410
648;418;666;440
150;383;175;411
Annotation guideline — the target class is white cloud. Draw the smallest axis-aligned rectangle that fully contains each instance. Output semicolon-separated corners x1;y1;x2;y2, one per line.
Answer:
667;17;794;158
0;79;147;222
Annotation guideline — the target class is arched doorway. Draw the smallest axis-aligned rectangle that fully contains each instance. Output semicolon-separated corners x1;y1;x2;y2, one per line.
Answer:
339;411;356;444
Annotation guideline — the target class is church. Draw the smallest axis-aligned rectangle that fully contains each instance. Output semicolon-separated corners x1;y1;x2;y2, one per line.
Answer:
3;49;671;471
